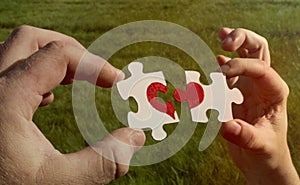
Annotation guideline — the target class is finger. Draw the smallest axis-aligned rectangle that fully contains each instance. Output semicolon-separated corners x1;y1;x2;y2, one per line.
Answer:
221;28;270;63
2;41;123;118
217;55;239;87
91;128;145;175
220;58;268;79
218;27;234;40
220;119;265;150
216;55;231;66
39;92;54;107
74;51;125;88
36;128;145;184
220;57;289;103
1;25;85;71
237;48;249;58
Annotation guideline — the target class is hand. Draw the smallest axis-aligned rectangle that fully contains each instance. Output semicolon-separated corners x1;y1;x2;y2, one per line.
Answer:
218;28;299;185
0;25;145;185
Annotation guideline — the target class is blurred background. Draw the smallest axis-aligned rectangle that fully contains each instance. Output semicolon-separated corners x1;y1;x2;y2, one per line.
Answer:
0;0;299;184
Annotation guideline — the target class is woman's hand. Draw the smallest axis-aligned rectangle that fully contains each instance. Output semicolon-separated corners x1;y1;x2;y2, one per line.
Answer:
218;27;299;185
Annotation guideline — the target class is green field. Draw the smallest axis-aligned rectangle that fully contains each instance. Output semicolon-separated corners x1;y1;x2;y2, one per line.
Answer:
0;0;299;184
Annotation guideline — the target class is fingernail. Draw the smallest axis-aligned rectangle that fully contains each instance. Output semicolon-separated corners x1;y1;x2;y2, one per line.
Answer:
229;121;241;135
220;64;230;74
115;70;125;84
222;36;233;45
130;129;145;150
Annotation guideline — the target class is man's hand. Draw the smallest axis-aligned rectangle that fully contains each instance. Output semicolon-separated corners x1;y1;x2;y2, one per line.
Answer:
0;25;145;185
218;28;299;185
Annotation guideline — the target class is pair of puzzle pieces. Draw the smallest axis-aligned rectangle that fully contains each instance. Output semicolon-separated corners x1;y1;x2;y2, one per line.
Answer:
116;62;243;141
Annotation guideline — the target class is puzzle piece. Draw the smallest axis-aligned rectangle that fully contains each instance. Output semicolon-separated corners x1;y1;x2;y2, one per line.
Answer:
185;71;243;122
117;62;243;141
117;62;179;141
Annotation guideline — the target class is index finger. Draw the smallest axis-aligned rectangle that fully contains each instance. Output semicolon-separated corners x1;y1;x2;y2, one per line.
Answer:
218;27;234;40
219;28;270;64
1;41;123;119
1;25;85;71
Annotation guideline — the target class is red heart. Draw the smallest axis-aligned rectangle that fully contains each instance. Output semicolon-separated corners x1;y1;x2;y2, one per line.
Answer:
147;82;176;119
174;82;204;108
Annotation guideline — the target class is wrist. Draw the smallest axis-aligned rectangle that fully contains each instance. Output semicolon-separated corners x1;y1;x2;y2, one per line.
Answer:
245;147;299;185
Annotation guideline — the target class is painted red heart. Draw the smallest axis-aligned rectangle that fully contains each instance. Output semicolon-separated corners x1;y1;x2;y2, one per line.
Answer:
174;82;204;108
147;82;176;119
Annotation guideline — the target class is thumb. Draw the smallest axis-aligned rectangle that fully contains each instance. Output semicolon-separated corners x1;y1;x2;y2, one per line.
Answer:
220;119;263;150
37;128;145;185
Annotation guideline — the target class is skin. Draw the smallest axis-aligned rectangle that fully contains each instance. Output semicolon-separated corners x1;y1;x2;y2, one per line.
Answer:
218;27;300;185
0;25;145;185
0;25;298;185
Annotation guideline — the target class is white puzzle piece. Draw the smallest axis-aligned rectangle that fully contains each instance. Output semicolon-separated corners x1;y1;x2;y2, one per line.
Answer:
117;62;179;141
185;71;243;122
117;62;244;141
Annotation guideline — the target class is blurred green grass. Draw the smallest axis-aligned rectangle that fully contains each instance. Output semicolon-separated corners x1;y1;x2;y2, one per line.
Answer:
0;0;299;184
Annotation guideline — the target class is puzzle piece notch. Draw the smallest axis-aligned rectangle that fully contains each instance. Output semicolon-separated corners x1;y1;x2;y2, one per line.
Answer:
117;62;179;141
185;71;243;122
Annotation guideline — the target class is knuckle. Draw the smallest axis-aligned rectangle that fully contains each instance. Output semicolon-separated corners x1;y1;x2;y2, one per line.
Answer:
97;143;130;181
243;128;256;149
234;28;244;33
35;40;68;70
260;59;270;72
67;36;79;45
15;25;33;32
42;41;67;60
104;160;117;183
46;40;66;50
35;163;46;184
115;164;129;178
260;36;269;47
232;28;245;37
5;25;36;47
11;25;35;38
93;147;117;184
282;80;290;98
261;59;269;67
230;58;243;68
285;83;290;96
0;76;10;100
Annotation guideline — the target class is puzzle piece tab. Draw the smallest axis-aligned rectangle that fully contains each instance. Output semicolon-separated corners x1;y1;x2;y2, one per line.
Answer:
117;62;179;141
